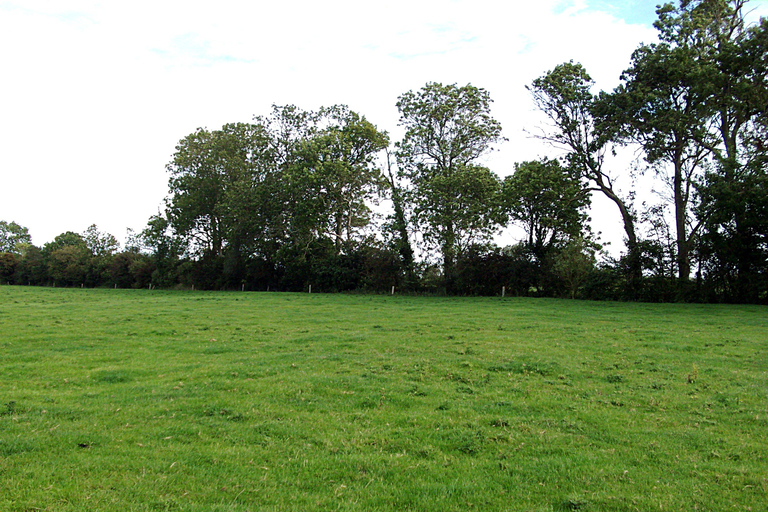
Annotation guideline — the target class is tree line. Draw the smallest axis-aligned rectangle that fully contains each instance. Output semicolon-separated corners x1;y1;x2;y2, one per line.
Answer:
2;1;766;303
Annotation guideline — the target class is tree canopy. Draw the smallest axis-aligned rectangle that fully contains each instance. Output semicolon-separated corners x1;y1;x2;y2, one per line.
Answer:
396;82;506;292
3;0;766;302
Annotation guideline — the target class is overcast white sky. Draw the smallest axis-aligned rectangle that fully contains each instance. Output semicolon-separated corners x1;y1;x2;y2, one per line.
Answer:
2;0;766;252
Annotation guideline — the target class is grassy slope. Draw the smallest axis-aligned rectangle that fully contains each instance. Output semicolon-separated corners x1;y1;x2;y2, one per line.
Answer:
0;286;766;511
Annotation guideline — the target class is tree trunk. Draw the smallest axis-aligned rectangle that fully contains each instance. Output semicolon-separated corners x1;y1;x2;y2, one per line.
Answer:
594;176;642;295
674;158;691;283
442;222;456;295
385;151;416;289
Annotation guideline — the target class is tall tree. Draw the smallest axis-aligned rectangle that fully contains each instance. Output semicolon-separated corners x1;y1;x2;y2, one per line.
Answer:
529;62;642;292
163;106;391;289
597;0;766;287
43;232;89;286
383;148;417;289
166;127;227;257
0;220;32;254
167;122;270;259
0;252;18;282
503;158;591;254
83;224;119;257
81;224;120;286
138;213;185;288
287;106;389;254
42;231;88;255
600;45;710;284
396;82;505;292
677;1;768;301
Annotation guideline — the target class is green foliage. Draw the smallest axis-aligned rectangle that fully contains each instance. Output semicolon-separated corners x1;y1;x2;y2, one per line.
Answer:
0;252;19;281
503;158;590;252
553;237;598;299
12;244;47;285
698;160;768;301
82;224;119;257
47;245;91;286
530;63;642;291
167;122;270;258
163;105;390;290
0;220;32;254
108;251;154;289
285;106;390;254
8;3;765;302
597;1;756;285
42;231;88;255
396;82;505;291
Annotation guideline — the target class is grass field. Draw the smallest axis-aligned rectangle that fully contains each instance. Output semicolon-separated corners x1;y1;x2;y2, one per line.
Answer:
1;286;766;511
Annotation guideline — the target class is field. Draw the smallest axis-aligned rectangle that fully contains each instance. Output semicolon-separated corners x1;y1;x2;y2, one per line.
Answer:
1;286;766;511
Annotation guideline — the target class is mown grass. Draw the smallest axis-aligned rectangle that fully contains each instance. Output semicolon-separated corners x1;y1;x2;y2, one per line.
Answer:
0;286;766;511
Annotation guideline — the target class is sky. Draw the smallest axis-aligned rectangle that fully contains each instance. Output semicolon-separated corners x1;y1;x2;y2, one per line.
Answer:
1;0;766;253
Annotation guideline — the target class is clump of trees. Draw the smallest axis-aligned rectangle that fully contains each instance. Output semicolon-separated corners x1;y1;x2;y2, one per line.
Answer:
2;1;765;303
0;222;150;288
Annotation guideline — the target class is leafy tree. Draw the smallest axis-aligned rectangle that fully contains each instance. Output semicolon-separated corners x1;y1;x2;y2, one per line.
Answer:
396;82;506;292
529;63;642;294
14;245;47;285
167;123;265;258
138;214;185;288
48;245;90;286
600;44;709;284
0;252;18;282
679;1;768;301
83;224;119;257
78;224;120;286
383;149;417;289
165;120;281;288
638;203;678;280
553;236;598;299
0;221;32;254
163;106;389;290
286;106;390;254
503;158;590;253
108;251;144;288
597;1;766;288
42;231;88;261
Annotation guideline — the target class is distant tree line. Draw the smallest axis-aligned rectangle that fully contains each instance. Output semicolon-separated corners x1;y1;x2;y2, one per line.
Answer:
2;1;766;303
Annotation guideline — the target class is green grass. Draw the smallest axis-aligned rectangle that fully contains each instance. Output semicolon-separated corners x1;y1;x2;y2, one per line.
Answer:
1;286;766;511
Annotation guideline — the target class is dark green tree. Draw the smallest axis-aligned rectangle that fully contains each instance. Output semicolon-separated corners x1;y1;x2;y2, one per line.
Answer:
138;213;185;288
167;123;270;259
14;245;47;285
503;158;591;253
83;224;119;257
162;105;391;290
529;63;642;293
383;148;417;289
553;236;598;299
80;224;120;286
43;231;88;256
0;252;18;282
599;43;710;284
0;221;32;254
596;0;767;288
47;241;90;287
680;1;768;301
286;106;390;255
396;82;506;292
